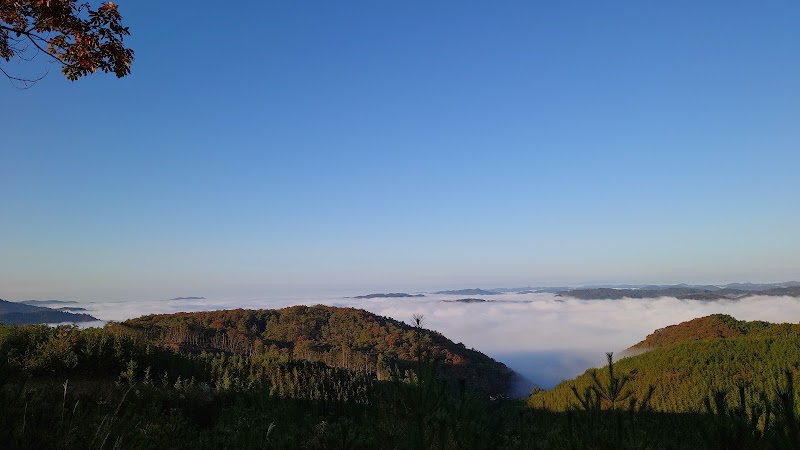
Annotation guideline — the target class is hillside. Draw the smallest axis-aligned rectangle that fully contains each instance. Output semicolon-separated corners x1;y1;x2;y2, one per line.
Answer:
0;299;98;325
0;307;551;449
0;310;98;325
529;314;800;413
630;314;776;349
4;310;800;447
0;299;44;314
123;305;512;396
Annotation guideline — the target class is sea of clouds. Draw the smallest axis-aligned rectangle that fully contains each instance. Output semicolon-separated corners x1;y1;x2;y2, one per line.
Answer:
64;293;800;394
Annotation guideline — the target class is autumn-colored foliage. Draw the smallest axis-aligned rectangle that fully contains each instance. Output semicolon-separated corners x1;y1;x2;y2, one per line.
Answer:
632;314;779;349
3;311;800;447
530;315;800;414
123;305;513;396
0;0;133;84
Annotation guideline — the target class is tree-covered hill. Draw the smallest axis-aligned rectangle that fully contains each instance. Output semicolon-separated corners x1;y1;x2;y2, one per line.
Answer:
0;299;98;325
630;314;787;349
3;310;800;448
123;305;512;396
0;308;586;449
529;314;800;413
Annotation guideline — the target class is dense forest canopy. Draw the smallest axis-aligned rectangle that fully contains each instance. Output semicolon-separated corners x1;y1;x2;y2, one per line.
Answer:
2;308;800;448
123;305;512;396
531;315;800;413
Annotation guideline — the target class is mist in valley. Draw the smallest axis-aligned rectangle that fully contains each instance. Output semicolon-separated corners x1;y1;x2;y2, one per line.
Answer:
60;292;800;394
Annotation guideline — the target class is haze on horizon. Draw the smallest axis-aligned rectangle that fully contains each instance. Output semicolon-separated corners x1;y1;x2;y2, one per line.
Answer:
22;292;800;390
3;1;800;302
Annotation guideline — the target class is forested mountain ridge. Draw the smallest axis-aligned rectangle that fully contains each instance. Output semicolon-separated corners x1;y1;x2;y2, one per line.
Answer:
351;293;425;299
530;314;800;414
0;299;97;325
433;289;498;296
4;309;800;447
123;305;512;395
556;286;800;300
0;307;558;449
630;314;792;349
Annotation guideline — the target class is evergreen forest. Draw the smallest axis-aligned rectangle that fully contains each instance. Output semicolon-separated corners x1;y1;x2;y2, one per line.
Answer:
1;307;800;448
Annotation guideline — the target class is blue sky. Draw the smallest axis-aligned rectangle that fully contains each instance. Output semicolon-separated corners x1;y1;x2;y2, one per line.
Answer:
2;1;799;301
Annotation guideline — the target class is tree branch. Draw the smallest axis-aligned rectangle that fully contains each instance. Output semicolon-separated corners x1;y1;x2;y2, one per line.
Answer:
0;2;133;84
25;33;65;64
0;24;67;64
0;64;47;88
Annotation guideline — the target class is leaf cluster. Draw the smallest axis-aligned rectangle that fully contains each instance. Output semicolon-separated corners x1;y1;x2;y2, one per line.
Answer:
0;0;133;84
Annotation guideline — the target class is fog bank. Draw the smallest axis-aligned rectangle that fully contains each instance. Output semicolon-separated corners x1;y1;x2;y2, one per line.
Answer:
64;293;800;391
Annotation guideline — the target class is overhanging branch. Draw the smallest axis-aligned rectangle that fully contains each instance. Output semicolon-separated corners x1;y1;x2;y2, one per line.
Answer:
0;24;66;65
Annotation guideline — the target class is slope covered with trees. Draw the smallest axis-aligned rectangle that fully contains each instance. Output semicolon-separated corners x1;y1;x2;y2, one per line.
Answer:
630;314;785;349
3;309;800;448
0;299;98;325
530;315;800;413
0;310;582;449
123;305;512;396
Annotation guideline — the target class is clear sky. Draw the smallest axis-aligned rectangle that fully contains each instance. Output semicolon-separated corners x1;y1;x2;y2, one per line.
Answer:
2;1;799;301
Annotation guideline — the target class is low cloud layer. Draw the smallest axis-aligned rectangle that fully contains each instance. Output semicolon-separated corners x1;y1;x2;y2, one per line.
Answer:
66;293;800;390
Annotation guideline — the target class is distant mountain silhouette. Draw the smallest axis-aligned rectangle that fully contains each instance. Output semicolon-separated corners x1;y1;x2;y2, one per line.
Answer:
556;283;800;300
0;299;98;324
442;298;492;303
351;293;425;299
20;300;79;305
433;289;497;296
